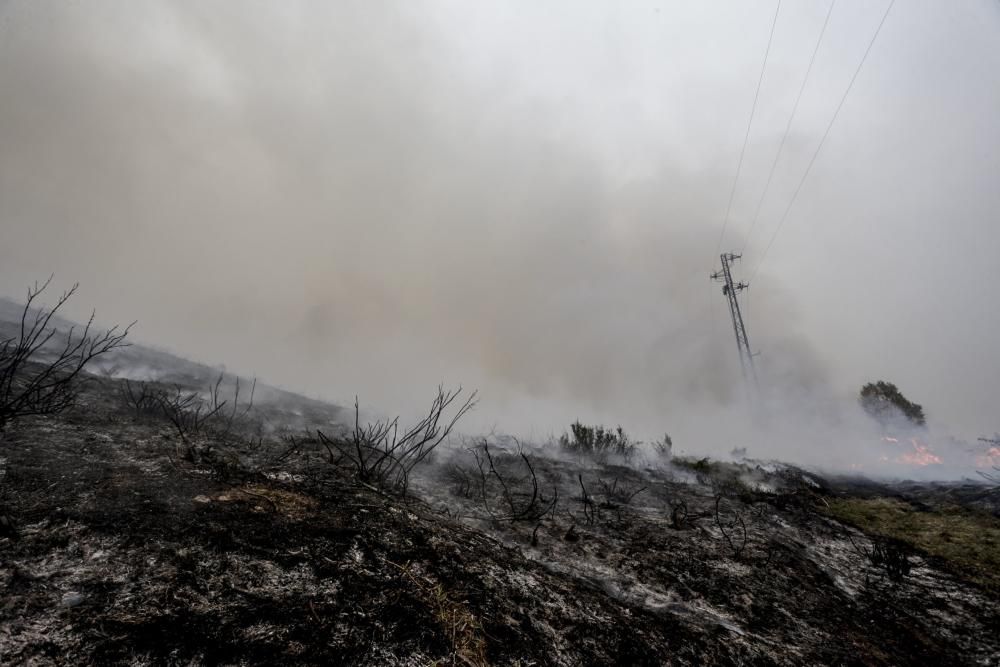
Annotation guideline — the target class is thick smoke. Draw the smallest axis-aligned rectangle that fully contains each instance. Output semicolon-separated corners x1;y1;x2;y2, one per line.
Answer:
1;1;999;474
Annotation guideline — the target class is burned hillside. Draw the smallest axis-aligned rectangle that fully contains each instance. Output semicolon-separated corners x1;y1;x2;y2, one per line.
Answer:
1;361;998;665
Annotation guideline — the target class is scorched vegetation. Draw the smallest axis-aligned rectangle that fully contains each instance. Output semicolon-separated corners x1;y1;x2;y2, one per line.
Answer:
0;292;998;665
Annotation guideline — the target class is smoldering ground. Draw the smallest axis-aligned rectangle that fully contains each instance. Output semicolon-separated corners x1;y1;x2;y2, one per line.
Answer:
1;2;999;474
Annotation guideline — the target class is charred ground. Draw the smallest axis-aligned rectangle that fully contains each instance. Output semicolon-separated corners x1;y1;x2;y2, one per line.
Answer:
1;367;998;666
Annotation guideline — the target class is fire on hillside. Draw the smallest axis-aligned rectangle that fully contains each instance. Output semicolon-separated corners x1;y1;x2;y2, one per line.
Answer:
880;436;942;467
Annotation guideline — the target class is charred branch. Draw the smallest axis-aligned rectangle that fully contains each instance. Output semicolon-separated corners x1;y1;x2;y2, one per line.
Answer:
846;531;913;584
119;379;161;418
158;386;226;445
715;495;748;560
316;386;476;495
578;474;596;526
0;278;132;431
596;477;646;509
447;463;480;499
472;441;558;524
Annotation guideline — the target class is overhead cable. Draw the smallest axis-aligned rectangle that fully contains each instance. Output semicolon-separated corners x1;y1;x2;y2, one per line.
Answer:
741;0;837;256
749;0;896;284
716;0;782;254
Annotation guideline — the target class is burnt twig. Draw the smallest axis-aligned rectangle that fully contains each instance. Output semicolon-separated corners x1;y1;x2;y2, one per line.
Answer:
715;495;748;560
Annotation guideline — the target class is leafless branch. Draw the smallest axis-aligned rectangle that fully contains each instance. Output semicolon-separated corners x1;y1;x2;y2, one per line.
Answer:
845;529;912;583
316;386;477;495
597;477;646;509
472;441;558;524
119;379;161;418
578;474;596;526
0;278;132;431
715;495;748;560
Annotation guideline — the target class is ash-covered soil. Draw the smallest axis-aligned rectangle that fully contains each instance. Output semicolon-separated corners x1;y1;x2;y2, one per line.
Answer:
1;375;998;666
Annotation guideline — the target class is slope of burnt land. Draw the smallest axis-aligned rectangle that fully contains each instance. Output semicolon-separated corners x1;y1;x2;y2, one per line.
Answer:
1;376;998;666
820;476;1000;594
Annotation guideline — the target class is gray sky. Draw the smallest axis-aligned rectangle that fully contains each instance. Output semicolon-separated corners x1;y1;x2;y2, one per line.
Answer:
1;1;998;455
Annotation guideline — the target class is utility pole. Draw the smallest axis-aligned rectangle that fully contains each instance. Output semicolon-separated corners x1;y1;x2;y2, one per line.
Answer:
712;252;758;388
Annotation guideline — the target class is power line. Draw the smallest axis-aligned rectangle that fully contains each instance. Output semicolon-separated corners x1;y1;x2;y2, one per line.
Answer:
741;0;837;256
715;0;781;255
749;0;895;284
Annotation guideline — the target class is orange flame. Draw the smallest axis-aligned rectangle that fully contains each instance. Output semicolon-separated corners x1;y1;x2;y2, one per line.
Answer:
895;438;942;466
879;435;942;466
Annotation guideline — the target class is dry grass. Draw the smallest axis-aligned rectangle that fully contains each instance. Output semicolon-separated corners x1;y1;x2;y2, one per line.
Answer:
387;560;488;667
824;497;1000;591
204;486;318;519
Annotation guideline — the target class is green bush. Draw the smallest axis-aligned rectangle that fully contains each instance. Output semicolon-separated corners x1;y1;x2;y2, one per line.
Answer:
859;380;925;427
558;421;635;461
